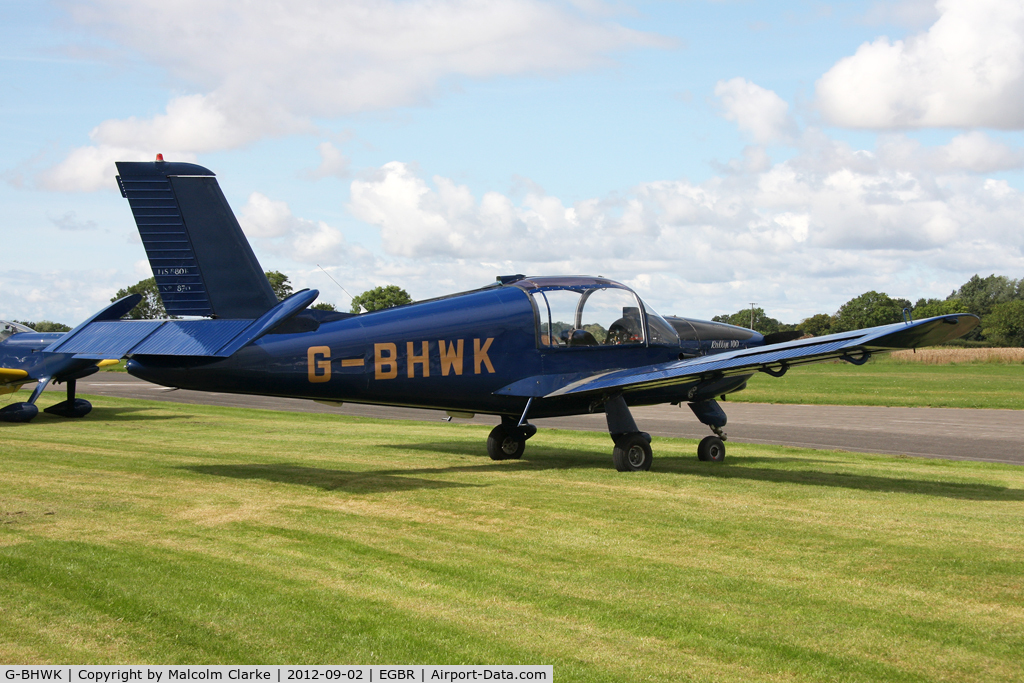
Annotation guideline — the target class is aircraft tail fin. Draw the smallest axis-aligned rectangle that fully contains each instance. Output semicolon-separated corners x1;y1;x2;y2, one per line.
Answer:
115;160;278;319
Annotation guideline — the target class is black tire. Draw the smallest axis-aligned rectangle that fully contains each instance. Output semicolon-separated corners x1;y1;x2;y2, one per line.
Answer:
487;424;526;460
43;398;92;418
612;433;653;472
697;435;726;462
0;402;38;423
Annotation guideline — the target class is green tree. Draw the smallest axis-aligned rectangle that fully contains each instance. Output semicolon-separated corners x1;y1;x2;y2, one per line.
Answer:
311;302;337;311
12;320;72;332
982;300;1024;346
951;274;1017;317
799;313;832;336
265;271;293;301
350;285;413;314
111;278;166;319
912;297;968;319
947;274;1019;341
712;307;786;334
831;291;910;332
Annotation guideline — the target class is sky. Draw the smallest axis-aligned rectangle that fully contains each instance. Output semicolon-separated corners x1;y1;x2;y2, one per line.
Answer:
2;0;1024;325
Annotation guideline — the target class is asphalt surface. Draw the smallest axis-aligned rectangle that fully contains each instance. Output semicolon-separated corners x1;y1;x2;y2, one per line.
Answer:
51;372;1024;466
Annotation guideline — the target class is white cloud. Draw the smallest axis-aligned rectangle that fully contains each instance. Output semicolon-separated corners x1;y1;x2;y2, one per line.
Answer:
49;211;97;231
39;145;163;193
817;0;1024;128
133;260;153;279
0;268;129;326
37;92;285;192
302;142;351;180
64;0;663;112
861;0;940;29
877;132;1024;173
714;78;796;144
238;192;374;266
343;136;1024;319
44;0;667;191
349;161;597;260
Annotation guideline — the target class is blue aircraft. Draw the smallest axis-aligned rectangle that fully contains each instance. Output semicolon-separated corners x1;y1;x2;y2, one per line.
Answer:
1;160;980;471
0;319;126;422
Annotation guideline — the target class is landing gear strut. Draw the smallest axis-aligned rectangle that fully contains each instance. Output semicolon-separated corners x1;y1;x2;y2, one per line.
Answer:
605;394;652;471
487;416;537;460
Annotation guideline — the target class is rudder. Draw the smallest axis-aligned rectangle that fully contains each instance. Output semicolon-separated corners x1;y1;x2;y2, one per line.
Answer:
115;160;278;319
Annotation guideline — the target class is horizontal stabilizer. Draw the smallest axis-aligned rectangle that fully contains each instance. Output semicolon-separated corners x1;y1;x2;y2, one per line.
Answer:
45;289;320;359
497;314;979;399
42;294;143;355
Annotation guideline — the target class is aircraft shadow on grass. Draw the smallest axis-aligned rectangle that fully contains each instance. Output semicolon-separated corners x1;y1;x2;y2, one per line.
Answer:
681;464;1024;501
383;442;611;470
182;463;484;493
0;405;185;426
384;443;1024;501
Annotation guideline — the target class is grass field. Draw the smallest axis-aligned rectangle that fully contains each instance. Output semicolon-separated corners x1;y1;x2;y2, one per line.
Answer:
1;395;1022;680
732;362;1024;409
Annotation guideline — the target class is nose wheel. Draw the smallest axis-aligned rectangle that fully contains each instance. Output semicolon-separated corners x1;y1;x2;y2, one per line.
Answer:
689;399;728;462
697;435;726;462
487;418;538;460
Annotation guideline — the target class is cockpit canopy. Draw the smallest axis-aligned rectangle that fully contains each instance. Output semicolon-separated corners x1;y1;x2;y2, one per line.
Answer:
0;320;35;343
514;278;679;348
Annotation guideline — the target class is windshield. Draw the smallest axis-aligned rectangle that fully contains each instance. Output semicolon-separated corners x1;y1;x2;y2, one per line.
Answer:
530;285;679;348
0;320;34;342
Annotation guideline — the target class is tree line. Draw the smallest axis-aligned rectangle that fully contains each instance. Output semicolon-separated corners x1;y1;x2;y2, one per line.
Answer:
713;274;1024;346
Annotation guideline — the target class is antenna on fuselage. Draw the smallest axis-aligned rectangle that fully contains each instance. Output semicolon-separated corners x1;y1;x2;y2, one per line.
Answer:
316;264;359;312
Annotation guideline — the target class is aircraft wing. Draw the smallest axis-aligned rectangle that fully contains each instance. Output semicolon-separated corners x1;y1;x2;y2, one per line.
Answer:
498;314;979;399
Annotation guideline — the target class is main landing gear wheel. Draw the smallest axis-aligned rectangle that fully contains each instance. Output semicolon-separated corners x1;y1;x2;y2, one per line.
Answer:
612;433;653;472
487;424;527;460
0;402;39;423
44;398;92;418
697;435;726;462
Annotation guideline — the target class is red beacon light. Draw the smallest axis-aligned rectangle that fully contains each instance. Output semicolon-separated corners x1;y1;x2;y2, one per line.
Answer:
155;153;164;162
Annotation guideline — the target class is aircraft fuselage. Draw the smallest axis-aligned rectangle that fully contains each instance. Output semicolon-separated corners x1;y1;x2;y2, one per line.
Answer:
126;283;756;419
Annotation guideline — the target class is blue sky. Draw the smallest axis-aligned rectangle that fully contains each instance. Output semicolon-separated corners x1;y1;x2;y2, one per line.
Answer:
3;0;1023;324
